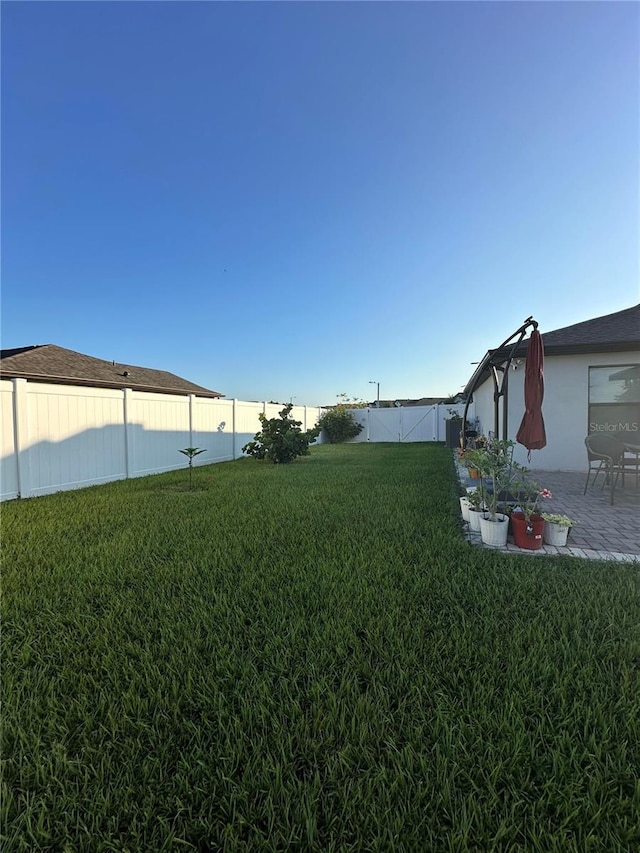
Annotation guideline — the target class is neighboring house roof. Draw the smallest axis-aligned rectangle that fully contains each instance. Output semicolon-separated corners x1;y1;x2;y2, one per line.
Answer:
382;395;467;408
366;397;440;408
353;394;468;409
0;344;223;398
394;397;443;407
464;304;640;396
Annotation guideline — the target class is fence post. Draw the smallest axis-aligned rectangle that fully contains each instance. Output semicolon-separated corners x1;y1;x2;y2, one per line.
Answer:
189;394;196;447
123;388;134;479
232;399;238;459
12;379;31;498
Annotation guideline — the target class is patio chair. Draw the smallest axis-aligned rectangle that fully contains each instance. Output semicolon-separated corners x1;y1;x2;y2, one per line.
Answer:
583;434;627;505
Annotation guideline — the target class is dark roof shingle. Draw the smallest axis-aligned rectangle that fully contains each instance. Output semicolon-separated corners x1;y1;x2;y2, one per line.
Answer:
534;303;639;352
0;345;223;398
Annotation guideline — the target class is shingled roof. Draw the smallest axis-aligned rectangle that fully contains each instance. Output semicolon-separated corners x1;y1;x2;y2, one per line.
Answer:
530;303;639;353
0;345;223;398
464;304;640;396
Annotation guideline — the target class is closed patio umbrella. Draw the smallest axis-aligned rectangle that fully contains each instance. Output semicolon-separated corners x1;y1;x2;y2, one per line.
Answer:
516;328;546;458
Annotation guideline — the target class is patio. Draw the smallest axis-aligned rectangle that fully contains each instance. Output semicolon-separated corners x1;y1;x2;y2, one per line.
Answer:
456;456;640;562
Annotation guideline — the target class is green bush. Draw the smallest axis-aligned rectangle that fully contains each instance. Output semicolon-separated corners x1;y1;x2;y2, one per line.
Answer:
317;405;365;443
242;404;320;463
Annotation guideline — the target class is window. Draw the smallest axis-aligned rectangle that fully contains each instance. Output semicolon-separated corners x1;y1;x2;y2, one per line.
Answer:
588;364;640;438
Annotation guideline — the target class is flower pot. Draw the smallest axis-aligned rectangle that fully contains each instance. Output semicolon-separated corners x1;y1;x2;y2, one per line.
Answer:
511;512;544;550
479;512;509;547
468;466;481;479
460;496;471;522
468;507;484;532
543;521;570;546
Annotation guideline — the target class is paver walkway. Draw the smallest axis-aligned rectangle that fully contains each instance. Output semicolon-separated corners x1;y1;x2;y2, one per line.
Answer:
456;456;640;562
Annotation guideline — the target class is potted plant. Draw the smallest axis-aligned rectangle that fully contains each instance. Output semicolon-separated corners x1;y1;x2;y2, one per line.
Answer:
462;447;485;481
510;474;553;550
460;449;482;480
541;513;577;547
459;491;471;522
464;441;517;499
464;441;513;546
466;486;487;532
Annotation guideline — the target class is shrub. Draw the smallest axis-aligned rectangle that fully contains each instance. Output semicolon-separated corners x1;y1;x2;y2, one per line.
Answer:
317;405;364;443
242;404;320;463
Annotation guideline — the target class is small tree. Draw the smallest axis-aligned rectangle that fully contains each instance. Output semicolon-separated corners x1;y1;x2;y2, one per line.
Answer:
463;439;517;520
242;405;320;464
178;447;206;490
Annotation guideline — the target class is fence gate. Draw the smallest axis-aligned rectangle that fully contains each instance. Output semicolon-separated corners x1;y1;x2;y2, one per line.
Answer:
364;406;439;443
397;406;439;442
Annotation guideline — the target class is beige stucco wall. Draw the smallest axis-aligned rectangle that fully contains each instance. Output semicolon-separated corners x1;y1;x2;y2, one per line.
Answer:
470;351;640;472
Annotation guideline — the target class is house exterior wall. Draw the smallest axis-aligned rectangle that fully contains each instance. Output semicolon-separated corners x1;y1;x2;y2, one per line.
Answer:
470;350;640;472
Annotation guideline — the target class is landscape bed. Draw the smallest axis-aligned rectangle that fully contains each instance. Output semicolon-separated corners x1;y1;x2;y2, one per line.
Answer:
2;442;639;851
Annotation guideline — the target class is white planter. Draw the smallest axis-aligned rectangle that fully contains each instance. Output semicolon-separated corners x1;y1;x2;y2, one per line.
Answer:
468;507;484;532
543;522;570;546
479;513;509;547
460;496;471;522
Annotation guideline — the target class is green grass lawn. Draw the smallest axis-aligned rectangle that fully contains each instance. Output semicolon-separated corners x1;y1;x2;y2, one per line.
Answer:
2;442;639;852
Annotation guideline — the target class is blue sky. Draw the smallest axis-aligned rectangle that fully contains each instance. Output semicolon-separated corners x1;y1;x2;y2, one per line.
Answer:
2;1;638;406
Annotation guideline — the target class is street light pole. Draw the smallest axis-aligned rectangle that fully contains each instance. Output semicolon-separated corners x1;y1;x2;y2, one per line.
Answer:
369;381;380;408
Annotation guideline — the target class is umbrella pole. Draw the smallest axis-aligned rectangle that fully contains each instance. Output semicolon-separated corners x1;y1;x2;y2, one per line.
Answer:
502;363;509;441
462;317;538;449
492;366;501;441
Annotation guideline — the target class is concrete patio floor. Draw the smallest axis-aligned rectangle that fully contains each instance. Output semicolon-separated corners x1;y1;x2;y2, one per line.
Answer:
455;456;640;562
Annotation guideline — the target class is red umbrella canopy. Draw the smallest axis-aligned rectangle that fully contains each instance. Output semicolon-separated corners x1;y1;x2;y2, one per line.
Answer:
516;329;547;456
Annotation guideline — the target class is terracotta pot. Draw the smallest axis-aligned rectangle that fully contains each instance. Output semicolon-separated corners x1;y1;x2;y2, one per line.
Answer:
468;466;481;480
511;512;544;550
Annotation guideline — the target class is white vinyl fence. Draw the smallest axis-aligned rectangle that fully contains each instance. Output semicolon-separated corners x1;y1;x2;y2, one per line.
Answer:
0;379;323;500
0;381;475;501
347;403;474;445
